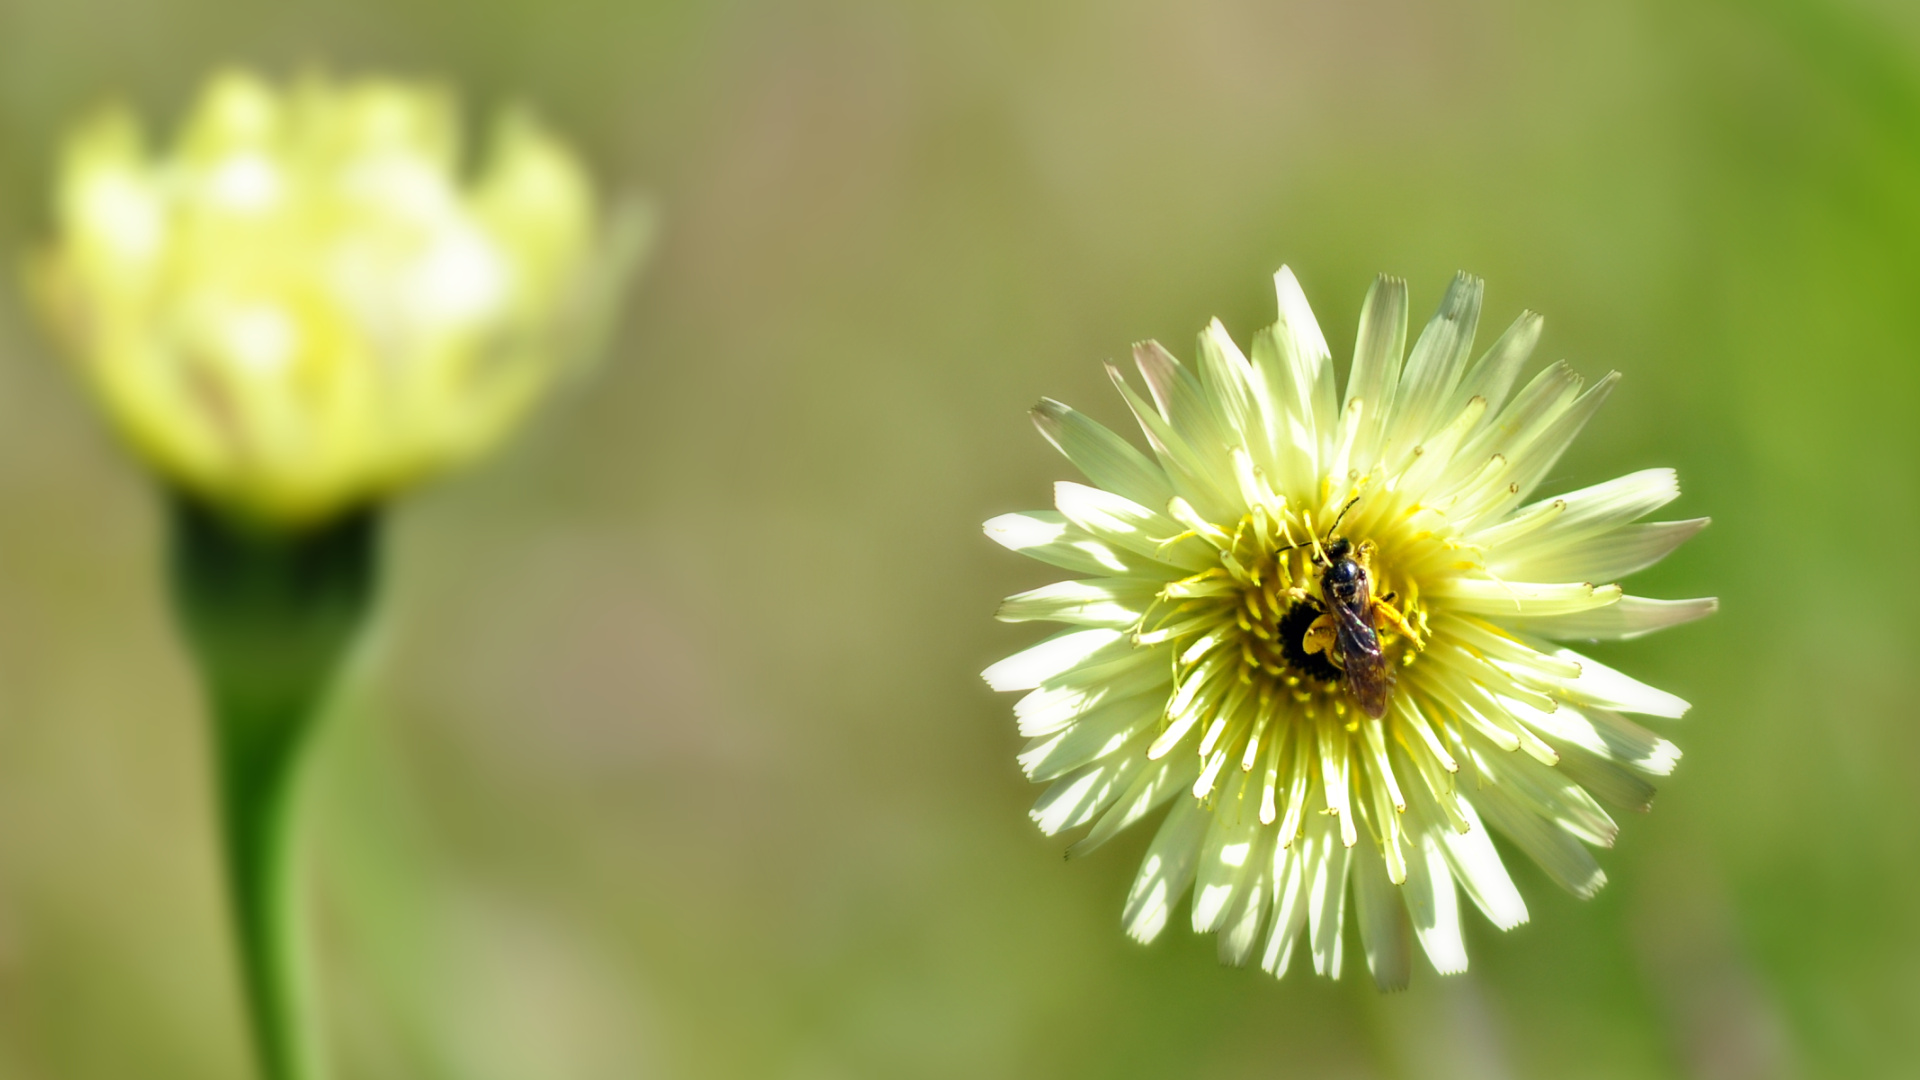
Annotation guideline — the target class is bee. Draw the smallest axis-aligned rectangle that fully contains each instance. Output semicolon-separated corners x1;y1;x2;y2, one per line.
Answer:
1303;535;1394;718
1290;501;1418;720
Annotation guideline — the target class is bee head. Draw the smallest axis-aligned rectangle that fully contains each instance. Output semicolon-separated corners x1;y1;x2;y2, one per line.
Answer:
1323;536;1353;563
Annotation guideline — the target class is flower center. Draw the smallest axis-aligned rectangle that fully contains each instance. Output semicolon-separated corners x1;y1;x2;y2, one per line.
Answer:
1271;594;1344;685
1216;549;1351;700
1143;500;1428;725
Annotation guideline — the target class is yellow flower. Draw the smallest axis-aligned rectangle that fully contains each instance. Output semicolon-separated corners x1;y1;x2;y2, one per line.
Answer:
31;69;644;526
986;269;1715;988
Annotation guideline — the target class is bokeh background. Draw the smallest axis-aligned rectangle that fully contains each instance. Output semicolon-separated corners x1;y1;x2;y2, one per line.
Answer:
0;0;1909;1076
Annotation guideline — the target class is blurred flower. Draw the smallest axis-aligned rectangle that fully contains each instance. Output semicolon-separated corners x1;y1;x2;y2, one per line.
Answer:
31;69;645;527
26;68;650;1080
984;269;1714;988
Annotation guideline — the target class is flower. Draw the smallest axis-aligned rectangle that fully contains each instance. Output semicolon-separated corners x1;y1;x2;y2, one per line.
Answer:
30;69;645;527
984;269;1714;988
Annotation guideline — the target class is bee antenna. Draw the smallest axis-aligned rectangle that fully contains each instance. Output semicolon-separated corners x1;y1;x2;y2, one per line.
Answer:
1327;495;1360;537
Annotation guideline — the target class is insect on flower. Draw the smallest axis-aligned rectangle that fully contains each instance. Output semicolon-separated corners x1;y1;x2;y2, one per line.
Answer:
1289;498;1422;721
984;268;1717;988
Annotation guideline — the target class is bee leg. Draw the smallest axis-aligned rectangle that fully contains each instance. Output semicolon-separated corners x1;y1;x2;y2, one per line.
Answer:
1356;539;1379;572
1372;597;1421;644
1303;614;1343;667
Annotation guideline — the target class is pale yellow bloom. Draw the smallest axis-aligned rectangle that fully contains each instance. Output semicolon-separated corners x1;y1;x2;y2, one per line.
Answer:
986;269;1715;987
31;69;644;526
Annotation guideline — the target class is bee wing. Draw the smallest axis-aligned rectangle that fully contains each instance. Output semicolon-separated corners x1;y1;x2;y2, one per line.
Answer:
1328;599;1385;666
1328;592;1394;719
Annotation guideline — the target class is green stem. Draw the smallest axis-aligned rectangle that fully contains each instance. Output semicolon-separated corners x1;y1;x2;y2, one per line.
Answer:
169;496;379;1080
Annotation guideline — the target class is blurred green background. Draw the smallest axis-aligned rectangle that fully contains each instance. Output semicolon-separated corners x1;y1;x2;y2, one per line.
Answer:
0;0;1909;1076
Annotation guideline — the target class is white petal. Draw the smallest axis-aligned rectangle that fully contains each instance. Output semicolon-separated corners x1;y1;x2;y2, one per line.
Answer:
1195;319;1260;447
1274;266;1332;375
1303;808;1351;978
1260;841;1310;976
1449;362;1581;486
1515;700;1680;776
1352;819;1414;990
1123;797;1211;943
1258;267;1337;488
1449;308;1542;422
1476;468;1682;550
1436;797;1529;930
1394;394;1490;500
981;627;1128;692
1106;363;1241;522
1019;693;1164;781
1549;742;1659;812
1452;372;1621;525
983;511;1181;579
1030;747;1148;836
1470;737;1617;848
1489;518;1708;583
1054;481;1212;570
1132;342;1240;502
1215;858;1272;967
1502;595;1717;641
1030;397;1173;511
1401;830;1468;975
1193;772;1267;933
1070;751;1202;856
1428;577;1623;617
997;577;1159;627
1342;274;1408;471
1012;648;1169;737
1249;324;1324;494
1467;769;1606;899
1534;643;1692;718
1501;374;1622;505
1387;272;1483;454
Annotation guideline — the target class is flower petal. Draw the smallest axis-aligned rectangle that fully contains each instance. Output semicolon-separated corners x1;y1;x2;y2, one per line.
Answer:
1386;272;1482;454
1054;481;1213;571
1342;274;1408;471
983;511;1183;579
1427;577;1623;617
1447;362;1581;493
1123;796;1211;943
981;627;1130;692
1215;853;1273;967
1488;518;1709;583
1195;319;1262;448
1303;808;1352;977
1352;813;1414;990
1436;797;1529;931
1261;841;1311;977
1031;397;1174;511
1031;739;1154;835
1549;742;1660;812
1401;828;1469;975
996;577;1159;627
1467;769;1607;899
1536;645;1692;718
1474;468;1682;550
1450;309;1542;423
1012;647;1170;737
1019;693;1165;781
1106;361;1240;522
1503;372;1620;504
1070;751;1202;857
1504;595;1717;641
1193;771;1268;933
